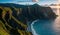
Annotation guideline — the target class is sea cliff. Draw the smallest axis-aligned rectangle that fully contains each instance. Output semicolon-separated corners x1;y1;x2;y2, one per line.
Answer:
0;3;57;35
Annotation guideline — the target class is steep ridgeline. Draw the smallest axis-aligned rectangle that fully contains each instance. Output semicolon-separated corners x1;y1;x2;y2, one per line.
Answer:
0;3;57;35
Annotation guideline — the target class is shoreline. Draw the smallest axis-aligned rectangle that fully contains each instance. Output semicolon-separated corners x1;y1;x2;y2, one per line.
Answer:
31;20;38;35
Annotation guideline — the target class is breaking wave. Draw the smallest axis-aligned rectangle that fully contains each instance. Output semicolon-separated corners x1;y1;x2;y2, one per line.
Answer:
31;20;39;35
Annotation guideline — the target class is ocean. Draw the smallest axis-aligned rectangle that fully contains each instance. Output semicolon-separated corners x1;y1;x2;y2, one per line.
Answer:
31;16;60;35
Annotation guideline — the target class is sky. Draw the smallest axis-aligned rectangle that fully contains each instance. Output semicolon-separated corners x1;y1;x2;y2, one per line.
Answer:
0;0;57;5
0;0;57;2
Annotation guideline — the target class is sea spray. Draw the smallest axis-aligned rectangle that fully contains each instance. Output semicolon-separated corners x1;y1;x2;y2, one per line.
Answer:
31;20;39;35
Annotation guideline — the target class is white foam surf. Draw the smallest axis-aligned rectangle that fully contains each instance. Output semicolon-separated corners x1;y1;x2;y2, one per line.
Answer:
31;20;38;35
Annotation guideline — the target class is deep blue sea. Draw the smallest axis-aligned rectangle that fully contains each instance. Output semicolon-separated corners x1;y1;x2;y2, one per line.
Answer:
31;16;60;35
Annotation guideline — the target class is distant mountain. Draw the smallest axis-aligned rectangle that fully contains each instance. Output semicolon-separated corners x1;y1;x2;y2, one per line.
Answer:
50;4;60;6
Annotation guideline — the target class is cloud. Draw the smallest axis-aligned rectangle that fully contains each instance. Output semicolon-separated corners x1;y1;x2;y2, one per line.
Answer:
0;0;57;4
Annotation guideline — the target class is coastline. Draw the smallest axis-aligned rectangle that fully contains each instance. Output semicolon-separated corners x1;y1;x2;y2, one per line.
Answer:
31;19;38;35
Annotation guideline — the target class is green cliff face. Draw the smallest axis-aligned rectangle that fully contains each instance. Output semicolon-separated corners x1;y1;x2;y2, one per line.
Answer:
0;3;56;35
0;3;32;35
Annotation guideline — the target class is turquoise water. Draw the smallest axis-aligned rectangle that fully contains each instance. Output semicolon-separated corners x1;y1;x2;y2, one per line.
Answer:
32;16;60;35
